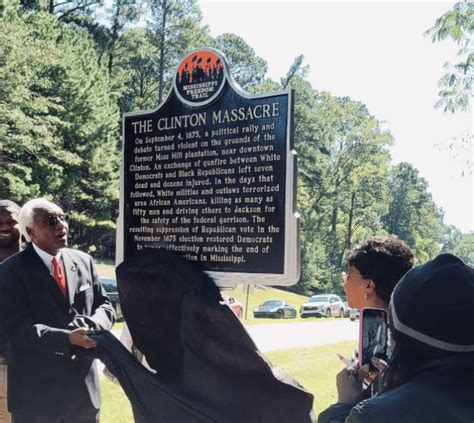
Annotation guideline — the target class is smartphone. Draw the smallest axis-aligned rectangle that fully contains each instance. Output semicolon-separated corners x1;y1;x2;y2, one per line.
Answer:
358;308;388;368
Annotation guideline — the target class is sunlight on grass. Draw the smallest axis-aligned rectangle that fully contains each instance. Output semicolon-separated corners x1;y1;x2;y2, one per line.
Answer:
267;341;355;415
101;377;134;422
113;321;125;331
100;341;355;421
95;258;116;278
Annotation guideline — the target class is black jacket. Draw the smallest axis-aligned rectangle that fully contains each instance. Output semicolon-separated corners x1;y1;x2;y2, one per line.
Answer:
0;255;13;358
319;354;474;423
0;244;115;416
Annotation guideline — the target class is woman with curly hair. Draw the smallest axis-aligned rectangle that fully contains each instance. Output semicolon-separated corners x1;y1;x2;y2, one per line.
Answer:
343;235;415;311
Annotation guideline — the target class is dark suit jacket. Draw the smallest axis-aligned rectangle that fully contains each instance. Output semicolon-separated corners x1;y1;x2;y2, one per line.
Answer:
0;244;115;416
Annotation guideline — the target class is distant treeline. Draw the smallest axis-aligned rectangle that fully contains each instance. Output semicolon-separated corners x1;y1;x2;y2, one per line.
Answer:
0;1;471;294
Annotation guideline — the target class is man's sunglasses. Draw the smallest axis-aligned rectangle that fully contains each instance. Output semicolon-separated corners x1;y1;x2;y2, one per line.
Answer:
44;214;68;226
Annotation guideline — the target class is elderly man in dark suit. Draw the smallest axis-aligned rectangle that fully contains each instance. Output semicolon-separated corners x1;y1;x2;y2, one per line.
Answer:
0;198;115;423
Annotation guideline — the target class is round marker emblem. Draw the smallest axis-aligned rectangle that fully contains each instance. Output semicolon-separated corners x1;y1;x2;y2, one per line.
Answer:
175;49;226;106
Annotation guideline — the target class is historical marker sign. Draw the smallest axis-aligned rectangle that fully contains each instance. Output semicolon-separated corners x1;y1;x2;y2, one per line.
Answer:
118;48;299;286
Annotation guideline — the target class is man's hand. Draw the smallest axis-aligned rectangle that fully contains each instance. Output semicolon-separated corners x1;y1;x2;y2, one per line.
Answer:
68;327;97;349
336;365;369;405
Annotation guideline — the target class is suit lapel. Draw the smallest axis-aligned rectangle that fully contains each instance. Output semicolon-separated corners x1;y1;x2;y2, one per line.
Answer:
24;244;68;308
62;249;78;306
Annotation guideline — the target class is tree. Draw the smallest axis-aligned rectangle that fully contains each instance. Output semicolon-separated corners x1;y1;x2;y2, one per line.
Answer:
113;27;161;112
17;0;102;19
282;55;308;89
0;8;120;256
213;33;268;91
268;70;394;294
103;0;141;77
383;163;444;262
441;224;463;252
444;232;474;265
426;1;473;113
292;91;393;278
146;0;210;103
0;6;71;201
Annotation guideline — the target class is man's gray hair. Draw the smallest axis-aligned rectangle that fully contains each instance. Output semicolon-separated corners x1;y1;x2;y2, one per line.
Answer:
19;198;63;242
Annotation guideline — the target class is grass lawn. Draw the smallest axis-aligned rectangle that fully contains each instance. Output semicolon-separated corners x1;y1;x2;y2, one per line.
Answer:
266;341;355;414
95;258;116;278
100;340;355;422
101;377;134;422
94;257;346;326
113;321;125;331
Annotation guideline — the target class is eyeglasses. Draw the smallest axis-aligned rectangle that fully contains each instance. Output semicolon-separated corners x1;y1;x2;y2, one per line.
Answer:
341;271;366;284
44;214;68;227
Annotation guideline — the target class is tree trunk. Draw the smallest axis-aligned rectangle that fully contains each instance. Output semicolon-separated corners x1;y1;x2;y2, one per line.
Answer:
339;190;356;266
346;191;356;249
330;176;341;265
331;204;338;266
158;0;167;104
107;1;123;77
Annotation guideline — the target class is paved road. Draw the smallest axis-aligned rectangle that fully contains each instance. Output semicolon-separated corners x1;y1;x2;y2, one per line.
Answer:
101;320;357;377
111;319;358;353
245;319;358;352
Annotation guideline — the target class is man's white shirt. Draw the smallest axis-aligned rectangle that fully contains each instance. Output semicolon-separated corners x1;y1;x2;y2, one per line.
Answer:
32;243;62;275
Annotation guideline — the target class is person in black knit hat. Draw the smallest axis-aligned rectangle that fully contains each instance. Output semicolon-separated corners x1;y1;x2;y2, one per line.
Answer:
320;253;474;423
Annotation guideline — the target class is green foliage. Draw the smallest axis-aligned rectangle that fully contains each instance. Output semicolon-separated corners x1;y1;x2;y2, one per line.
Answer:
106;0;211;113
282;55;309;89
213;33;268;90
16;0;103;21
146;0;211;103
99;0;142;77
383;162;444;262
442;231;474;265
114;28;161;112
426;1;473;113
283;78;394;293
0;0;454;287
0;6;119;256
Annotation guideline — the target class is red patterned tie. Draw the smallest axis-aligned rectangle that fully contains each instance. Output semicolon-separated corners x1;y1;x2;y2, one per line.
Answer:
52;257;67;297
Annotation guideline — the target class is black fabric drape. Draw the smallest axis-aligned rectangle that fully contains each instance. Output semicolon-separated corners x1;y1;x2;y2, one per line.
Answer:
93;331;219;422
94;250;315;423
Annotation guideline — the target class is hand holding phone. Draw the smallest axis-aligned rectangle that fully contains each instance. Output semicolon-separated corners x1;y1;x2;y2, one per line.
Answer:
358;308;388;369
337;353;356;371
336;364;369;405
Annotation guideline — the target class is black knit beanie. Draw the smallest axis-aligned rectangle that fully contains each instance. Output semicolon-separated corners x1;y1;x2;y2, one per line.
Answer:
390;253;474;352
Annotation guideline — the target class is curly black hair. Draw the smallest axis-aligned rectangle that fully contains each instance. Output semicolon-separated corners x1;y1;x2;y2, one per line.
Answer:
348;235;415;304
